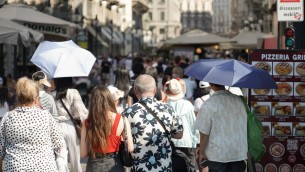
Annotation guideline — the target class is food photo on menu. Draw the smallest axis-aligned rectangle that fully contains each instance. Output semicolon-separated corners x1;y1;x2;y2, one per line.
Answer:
269;142;285;158
252;102;271;116
272;102;293;116
293;122;305;137
255;163;263;172
253;61;272;74
274;82;293;96
294;82;305;96
293;164;305;172
264;163;277;172
295;62;305;76
252;88;271;95
272;122;292;136
262;122;271;137
294;102;305;116
300;143;305;158
273;62;293;76
279;164;292;172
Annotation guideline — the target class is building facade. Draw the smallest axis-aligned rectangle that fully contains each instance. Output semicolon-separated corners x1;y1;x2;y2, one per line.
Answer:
142;0;181;51
180;0;213;33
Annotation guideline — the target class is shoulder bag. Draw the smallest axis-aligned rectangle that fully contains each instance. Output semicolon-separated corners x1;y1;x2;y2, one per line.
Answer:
138;101;195;172
240;96;265;162
119;115;134;167
60;99;81;139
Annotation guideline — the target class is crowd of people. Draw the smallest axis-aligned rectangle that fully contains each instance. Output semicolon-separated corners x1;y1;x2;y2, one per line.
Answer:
0;54;248;172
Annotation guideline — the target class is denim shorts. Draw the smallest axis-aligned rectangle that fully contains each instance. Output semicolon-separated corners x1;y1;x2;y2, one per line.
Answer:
86;153;125;172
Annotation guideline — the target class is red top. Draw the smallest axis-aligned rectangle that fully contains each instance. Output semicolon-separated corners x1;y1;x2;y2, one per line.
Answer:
85;114;122;153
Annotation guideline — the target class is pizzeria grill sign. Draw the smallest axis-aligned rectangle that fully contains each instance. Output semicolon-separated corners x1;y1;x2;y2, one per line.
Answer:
249;49;305;172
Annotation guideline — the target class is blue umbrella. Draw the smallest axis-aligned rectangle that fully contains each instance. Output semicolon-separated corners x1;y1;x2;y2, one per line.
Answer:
185;59;277;89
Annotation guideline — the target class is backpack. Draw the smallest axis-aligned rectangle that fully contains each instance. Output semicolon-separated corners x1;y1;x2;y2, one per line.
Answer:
240;96;265;162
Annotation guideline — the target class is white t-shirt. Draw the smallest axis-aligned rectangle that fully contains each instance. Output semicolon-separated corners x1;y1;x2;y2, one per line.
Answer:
194;94;210;113
194;90;247;162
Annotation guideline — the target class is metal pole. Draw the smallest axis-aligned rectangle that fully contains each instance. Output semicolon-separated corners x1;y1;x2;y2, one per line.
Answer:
110;20;113;56
123;31;125;55
132;31;134;56
95;27;98;56
13;45;17;79
277;22;282;49
95;16;98;57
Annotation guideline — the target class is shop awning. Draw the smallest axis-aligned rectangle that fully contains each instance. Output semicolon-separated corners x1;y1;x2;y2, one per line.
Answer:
87;26;109;47
0;3;76;38
101;27;123;44
0;18;43;47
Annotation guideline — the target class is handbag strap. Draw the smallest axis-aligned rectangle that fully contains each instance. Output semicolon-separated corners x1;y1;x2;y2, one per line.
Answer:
60;98;79;127
239;96;250;113
138;101;171;137
121;115;129;151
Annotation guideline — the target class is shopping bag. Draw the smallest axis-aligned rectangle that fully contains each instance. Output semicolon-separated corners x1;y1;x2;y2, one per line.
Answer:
240;96;265;162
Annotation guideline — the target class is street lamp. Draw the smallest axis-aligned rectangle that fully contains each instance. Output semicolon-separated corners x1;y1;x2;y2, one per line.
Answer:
72;9;82;44
92;15;99;57
110;20;113;56
132;28;136;56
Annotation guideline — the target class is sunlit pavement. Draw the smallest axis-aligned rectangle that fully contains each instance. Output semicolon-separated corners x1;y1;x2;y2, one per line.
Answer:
78;158;200;172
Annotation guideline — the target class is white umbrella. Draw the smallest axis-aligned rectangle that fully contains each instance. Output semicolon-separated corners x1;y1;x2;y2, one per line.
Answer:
30;40;96;78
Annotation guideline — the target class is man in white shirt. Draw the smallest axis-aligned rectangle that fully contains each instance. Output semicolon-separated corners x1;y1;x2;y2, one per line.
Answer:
194;83;247;172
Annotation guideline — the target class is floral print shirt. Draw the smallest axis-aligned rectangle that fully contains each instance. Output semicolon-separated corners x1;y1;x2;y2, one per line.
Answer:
122;97;183;172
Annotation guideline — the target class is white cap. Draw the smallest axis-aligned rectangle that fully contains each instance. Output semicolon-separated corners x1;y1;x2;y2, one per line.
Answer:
199;81;210;88
225;86;243;96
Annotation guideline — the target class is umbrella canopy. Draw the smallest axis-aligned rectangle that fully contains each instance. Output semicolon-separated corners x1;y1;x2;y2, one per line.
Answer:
30;40;96;78
0;18;43;46
164;29;231;46
185;59;277;89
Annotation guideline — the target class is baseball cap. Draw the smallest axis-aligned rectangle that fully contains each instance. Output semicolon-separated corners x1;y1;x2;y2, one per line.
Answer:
199;81;210;88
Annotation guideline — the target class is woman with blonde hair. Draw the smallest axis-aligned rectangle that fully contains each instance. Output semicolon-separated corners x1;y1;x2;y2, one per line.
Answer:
0;77;65;171
80;86;133;172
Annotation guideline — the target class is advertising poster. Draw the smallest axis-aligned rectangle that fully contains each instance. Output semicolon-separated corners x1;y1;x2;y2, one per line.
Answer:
250;49;305;172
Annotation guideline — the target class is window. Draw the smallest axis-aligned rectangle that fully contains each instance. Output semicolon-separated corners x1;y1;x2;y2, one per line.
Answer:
148;0;152;3
160;11;165;21
160;0;165;3
160;28;165;34
149;12;152;20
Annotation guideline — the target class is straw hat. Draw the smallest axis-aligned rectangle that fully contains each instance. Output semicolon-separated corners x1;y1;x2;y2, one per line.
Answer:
163;78;186;100
107;85;124;101
32;71;51;87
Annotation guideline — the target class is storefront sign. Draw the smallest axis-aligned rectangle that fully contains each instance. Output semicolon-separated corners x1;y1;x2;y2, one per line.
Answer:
23;22;70;37
277;0;304;21
250;49;305;172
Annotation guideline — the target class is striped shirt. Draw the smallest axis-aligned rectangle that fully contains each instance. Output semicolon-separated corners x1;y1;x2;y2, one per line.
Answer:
39;91;59;122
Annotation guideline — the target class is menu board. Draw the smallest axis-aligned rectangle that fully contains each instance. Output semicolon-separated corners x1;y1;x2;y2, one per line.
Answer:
249;50;305;172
